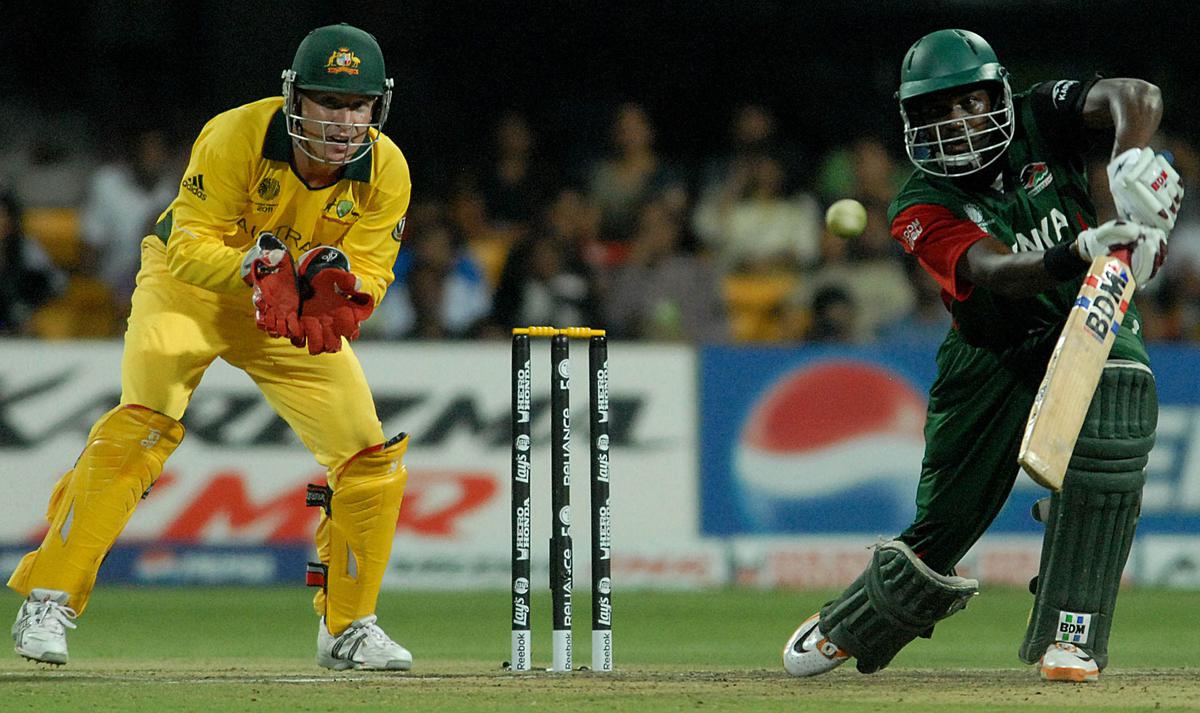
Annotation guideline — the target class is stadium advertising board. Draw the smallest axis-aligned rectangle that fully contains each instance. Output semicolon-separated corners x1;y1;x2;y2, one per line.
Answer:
2;339;1197;590
700;342;1200;589
0;341;723;589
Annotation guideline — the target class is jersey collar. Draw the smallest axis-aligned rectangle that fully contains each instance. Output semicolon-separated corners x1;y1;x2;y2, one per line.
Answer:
262;110;374;183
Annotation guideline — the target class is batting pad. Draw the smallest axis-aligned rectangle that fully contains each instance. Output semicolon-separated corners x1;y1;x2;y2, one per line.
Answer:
1019;364;1155;670
7;405;184;613
312;434;409;635
821;540;979;674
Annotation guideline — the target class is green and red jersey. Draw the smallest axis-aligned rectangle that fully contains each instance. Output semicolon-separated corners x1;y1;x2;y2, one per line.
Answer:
888;78;1148;365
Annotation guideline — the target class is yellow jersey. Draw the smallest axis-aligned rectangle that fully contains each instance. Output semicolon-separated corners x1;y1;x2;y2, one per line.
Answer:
148;97;411;306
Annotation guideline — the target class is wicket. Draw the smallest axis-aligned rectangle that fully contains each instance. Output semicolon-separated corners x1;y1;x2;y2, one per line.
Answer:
510;326;612;673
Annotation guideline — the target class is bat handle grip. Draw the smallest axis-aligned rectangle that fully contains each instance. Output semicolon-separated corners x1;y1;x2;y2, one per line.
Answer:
1111;246;1133;268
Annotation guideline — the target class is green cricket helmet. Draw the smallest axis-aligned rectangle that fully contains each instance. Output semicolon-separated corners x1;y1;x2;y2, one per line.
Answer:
897;29;1014;177
281;23;394;166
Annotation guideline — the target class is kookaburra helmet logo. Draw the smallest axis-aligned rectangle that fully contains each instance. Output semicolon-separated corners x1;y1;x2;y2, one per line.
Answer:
897;29;1015;178
281;23;393;166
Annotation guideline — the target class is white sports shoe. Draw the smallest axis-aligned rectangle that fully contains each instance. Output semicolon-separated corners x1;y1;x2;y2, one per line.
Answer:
12;589;77;665
782;612;849;677
316;615;412;671
1040;642;1099;682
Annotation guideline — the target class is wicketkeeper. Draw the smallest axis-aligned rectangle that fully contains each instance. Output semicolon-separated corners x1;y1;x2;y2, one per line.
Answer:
10;23;415;671
783;29;1181;683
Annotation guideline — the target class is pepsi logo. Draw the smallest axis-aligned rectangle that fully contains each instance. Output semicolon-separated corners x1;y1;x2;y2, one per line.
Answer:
736;361;926;500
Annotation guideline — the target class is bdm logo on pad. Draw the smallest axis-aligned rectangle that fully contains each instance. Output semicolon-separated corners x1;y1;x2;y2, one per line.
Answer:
734;361;926;530
1057;611;1092;643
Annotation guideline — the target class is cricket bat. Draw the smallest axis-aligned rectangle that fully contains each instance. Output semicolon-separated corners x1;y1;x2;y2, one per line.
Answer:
1018;248;1135;491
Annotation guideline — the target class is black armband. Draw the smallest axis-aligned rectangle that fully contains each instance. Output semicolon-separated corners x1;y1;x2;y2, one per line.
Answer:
1043;241;1088;281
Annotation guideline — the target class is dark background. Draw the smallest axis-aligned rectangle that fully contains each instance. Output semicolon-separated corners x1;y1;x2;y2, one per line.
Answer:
3;0;1194;192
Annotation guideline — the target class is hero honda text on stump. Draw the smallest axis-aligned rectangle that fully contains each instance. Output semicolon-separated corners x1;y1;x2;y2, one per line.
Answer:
510;327;613;673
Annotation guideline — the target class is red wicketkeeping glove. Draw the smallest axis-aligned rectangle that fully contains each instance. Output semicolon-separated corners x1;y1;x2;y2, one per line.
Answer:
240;233;301;339
293;247;375;355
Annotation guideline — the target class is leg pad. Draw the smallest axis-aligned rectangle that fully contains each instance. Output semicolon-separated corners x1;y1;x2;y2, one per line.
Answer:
310;434;409;634
1019;364;1155;670
7;405;184;613
821;540;978;673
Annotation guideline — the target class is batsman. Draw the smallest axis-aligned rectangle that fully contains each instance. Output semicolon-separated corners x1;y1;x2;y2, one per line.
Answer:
10;24;415;671
783;29;1182;682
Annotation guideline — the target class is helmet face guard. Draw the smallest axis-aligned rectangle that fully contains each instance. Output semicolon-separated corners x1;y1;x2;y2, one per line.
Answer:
896;29;1015;178
281;24;393;166
900;80;1014;177
281;69;393;166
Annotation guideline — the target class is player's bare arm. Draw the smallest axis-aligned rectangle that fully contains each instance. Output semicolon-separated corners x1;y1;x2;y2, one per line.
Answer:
955;78;1172;299
1085;79;1183;232
959;220;1165;300
1079;79;1162;156
957;235;1071;299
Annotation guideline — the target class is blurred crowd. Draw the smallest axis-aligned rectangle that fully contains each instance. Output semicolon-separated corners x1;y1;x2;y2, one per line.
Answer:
3;102;1199;345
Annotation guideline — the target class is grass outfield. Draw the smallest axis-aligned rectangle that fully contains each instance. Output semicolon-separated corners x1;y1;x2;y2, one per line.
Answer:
1;586;1197;712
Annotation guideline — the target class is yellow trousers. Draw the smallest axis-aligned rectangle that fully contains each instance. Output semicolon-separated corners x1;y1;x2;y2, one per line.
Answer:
9;254;397;628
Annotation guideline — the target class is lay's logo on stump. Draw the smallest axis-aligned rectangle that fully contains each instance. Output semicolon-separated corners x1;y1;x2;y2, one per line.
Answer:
1073;258;1130;342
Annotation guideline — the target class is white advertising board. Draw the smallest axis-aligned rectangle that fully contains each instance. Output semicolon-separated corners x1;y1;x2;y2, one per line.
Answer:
0;339;725;588
0;339;1185;590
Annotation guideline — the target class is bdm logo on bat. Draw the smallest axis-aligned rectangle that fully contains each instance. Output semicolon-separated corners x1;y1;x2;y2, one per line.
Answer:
1074;259;1130;342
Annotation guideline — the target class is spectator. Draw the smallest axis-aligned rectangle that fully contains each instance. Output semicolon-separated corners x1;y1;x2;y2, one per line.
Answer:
693;104;809;244
605;199;729;342
486;198;603;332
79;128;180;315
478;111;555;231
367;207;492;340
0;186;67;335
587;102;686;254
876;264;952;344
542;187;607;272
446;177;529;287
1136;133;1200;340
8;118;94;209
806;285;860;343
792;211;916;342
696;105;784;197
693;153;823;272
816;136;906;210
778;140;916;342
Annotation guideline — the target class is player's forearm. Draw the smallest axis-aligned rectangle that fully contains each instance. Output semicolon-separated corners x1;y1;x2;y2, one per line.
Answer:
957;239;1084;300
1082;79;1162;157
165;234;248;293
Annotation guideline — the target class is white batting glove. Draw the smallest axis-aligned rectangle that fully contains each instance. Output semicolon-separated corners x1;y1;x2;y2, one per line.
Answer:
1075;219;1168;286
1133;227;1169;286
1107;147;1184;232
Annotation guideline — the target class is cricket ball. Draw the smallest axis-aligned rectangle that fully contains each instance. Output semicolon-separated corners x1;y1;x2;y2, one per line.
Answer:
825;198;868;239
